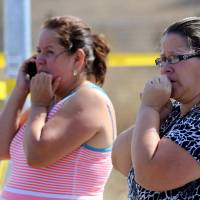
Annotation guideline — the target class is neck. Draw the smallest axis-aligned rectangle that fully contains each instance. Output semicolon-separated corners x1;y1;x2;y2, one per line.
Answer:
180;95;200;116
54;79;90;102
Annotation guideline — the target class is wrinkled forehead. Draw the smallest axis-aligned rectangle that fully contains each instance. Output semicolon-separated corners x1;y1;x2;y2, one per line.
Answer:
160;33;192;55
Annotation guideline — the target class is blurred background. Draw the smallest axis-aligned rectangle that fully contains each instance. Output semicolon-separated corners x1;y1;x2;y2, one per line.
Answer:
0;0;199;199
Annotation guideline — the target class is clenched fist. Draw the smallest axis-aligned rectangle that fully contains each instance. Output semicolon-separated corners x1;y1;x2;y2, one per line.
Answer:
141;75;172;112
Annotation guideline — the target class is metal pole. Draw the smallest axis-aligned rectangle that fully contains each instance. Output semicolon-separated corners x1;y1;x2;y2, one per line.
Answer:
3;0;31;77
1;0;32;182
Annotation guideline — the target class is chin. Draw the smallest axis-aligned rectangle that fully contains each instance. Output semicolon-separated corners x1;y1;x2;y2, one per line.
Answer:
170;90;181;102
171;86;183;100
171;93;186;104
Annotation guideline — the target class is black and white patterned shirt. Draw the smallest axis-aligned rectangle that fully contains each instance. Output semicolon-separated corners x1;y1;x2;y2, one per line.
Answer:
128;102;200;200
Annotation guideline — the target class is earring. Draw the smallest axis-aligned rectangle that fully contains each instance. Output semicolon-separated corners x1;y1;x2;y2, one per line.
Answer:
73;70;77;76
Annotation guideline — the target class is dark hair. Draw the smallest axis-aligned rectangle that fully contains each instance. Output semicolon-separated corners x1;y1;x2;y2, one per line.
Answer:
42;16;110;86
163;17;200;52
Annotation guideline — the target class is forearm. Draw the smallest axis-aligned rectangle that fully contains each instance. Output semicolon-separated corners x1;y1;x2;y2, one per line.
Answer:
0;88;28;139
132;75;172;187
0;87;28;159
23;105;47;163
131;106;160;174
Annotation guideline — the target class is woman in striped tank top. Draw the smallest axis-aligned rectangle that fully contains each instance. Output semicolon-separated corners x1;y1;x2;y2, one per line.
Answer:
0;16;116;200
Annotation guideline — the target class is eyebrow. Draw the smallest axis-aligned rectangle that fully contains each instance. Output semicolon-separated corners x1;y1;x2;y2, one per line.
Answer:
160;50;193;57
161;47;192;54
36;45;55;50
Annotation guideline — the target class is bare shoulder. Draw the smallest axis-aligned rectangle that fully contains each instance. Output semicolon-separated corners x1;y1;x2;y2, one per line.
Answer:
63;85;109;109
39;85;114;163
61;85;115;128
49;84;116;149
57;86;107;128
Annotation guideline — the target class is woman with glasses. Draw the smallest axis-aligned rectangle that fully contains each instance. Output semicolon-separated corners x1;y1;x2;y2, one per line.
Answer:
112;17;200;199
0;16;116;200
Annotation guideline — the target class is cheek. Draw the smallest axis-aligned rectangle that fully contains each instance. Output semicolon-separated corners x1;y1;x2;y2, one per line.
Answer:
181;66;199;85
47;65;57;75
175;71;196;96
55;66;72;81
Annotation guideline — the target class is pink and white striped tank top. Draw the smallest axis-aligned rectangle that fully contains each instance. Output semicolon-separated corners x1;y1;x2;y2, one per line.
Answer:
2;84;114;200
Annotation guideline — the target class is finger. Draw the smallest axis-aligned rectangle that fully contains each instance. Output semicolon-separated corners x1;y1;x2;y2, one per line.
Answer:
52;77;61;93
160;74;170;83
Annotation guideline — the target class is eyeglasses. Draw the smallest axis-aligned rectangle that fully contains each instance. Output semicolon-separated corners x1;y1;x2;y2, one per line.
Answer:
155;52;200;67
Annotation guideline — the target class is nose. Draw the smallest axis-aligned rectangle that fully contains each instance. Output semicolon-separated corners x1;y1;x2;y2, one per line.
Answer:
160;63;173;75
36;54;46;70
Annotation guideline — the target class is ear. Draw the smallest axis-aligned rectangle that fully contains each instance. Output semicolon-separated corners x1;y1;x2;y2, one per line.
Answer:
73;49;85;73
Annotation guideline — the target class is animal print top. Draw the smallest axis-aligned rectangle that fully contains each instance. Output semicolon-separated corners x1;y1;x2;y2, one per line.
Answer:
128;101;200;200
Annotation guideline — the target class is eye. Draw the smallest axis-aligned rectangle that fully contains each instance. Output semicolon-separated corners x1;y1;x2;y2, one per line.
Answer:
36;49;41;54
46;50;54;55
168;55;180;64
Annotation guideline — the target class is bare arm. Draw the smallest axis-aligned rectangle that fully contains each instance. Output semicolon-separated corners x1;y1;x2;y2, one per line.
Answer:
0;59;31;160
112;126;133;176
131;76;200;191
0;88;28;160
24;75;113;167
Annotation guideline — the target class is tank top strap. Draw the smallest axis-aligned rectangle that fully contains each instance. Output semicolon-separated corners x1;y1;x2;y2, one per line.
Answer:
84;83;116;142
86;82;109;97
60;90;77;103
61;82;109;103
87;83;116;141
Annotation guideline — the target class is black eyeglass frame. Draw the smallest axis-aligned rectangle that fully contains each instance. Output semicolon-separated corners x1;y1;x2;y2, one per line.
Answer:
155;52;200;67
